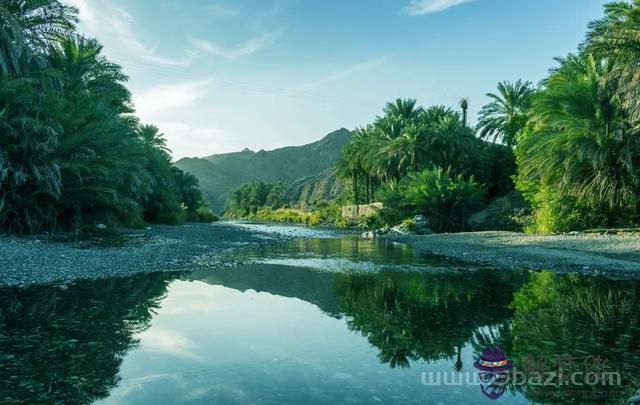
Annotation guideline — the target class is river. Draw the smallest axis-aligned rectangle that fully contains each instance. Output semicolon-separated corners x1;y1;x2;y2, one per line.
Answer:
0;224;638;404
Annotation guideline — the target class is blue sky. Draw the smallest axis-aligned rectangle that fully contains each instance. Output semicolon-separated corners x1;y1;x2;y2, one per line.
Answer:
67;0;608;158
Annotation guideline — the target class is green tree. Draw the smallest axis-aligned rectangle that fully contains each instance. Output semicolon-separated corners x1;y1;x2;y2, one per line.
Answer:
516;53;640;231
0;0;77;77
587;0;640;130
477;80;534;148
224;181;284;217
381;167;486;232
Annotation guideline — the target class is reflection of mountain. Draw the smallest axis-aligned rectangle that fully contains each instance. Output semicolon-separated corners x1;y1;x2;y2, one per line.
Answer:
0;273;176;404
188;264;341;316
333;269;528;369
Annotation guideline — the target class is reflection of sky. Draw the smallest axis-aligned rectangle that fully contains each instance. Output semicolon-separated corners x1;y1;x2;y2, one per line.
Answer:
99;277;529;404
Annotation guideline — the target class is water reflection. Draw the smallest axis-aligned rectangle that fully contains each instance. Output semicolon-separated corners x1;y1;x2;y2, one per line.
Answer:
333;269;527;369
0;273;175;403
0;237;639;403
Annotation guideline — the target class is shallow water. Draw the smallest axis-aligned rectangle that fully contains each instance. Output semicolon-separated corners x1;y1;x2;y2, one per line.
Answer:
1;233;639;404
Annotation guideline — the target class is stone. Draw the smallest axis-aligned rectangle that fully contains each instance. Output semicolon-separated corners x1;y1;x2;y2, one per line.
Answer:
412;215;430;230
390;224;412;235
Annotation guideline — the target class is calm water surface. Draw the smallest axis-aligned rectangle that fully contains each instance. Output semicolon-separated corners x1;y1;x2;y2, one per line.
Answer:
1;232;639;404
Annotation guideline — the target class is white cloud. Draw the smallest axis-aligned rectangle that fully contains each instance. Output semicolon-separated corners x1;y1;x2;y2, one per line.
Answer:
192;30;283;59
133;81;210;118
154;122;235;159
139;328;201;361
66;0;95;22
403;0;473;16
69;0;197;66
291;58;386;92
107;7;198;66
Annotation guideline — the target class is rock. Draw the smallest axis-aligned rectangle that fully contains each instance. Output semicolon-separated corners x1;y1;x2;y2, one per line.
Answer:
96;223;107;230
412;215;430;230
361;231;375;239
361;226;392;239
390;224;412;235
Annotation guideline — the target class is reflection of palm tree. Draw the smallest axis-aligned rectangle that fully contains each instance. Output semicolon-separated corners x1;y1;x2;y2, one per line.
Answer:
0;272;175;403
454;345;463;372
333;269;526;369
508;271;640;404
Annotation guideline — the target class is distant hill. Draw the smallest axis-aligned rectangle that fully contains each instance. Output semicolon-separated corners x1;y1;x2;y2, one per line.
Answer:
174;128;351;212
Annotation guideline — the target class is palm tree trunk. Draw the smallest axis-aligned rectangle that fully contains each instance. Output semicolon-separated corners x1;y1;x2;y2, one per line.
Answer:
365;174;370;204
352;171;359;204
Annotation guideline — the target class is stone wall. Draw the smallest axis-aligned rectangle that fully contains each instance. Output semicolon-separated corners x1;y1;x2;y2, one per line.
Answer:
341;203;383;219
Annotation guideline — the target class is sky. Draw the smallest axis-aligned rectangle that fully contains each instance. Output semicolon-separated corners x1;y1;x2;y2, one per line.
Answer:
66;0;609;159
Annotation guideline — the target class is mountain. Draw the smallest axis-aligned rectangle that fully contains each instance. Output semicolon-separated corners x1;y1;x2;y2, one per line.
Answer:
174;128;351;212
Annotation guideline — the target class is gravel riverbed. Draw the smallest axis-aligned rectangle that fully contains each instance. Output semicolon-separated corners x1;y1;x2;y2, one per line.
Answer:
0;221;334;288
388;231;640;276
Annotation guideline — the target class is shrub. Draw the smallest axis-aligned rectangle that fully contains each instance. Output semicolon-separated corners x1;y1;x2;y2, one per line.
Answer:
468;190;532;232
381;167;486;233
196;206;218;223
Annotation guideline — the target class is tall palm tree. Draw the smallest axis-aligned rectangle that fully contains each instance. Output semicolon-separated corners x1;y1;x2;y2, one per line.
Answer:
477;80;534;148
587;0;640;130
517;52;640;223
0;0;77;77
373;99;425;185
459;98;469;127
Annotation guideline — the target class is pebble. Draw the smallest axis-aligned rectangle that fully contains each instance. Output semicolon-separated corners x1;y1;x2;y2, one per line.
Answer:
0;222;316;288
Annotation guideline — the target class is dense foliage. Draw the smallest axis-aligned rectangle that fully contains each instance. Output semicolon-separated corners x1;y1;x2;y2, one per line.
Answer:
334;98;515;232
0;1;212;234
336;100;513;203
224;181;284;218
380;168;486;233
336;1;640;233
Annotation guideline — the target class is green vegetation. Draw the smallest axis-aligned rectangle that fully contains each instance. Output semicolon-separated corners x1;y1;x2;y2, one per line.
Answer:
0;1;212;234
336;1;640;233
379;168;486;233
175;129;350;212
224;180;347;226
224;181;284;218
334;99;514;232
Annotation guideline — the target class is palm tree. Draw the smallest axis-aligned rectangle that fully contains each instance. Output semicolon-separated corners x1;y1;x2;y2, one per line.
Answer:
459;98;469;127
373;99;425;186
0;0;77;77
477;80;534;148
587;0;640;130
517;52;640;225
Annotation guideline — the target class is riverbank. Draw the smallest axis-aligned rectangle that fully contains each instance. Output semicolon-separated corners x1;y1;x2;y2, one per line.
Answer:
0;222;334;288
387;231;640;274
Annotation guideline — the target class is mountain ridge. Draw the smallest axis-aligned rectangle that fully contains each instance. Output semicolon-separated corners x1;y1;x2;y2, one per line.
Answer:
174;128;351;212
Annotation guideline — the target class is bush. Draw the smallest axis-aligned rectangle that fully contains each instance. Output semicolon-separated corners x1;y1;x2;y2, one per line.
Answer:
196;206;218;223
468;190;532;232
381;167;486;233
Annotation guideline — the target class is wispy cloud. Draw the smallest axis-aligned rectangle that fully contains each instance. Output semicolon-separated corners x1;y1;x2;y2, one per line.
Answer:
66;0;95;22
133;81;211;118
139;328;201;361
68;0;197;66
403;0;473;16
291;58;386;92
192;30;284;59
